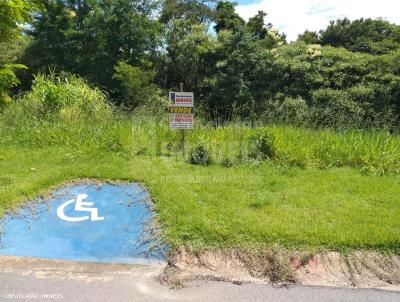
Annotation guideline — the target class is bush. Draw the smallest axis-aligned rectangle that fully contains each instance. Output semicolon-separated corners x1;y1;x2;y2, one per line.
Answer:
248;131;275;160
263;95;309;125
270;43;400;130
2;73;113;125
0;64;26;111
113;61;160;109
310;88;365;128
188;144;212;165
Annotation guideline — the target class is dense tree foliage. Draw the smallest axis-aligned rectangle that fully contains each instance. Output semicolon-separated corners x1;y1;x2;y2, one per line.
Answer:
298;18;400;55
3;0;400;129
113;61;160;109
0;0;35;41
160;0;215;24
297;30;319;44
213;1;244;33
0;0;36;109
204;28;274;121
266;44;400;129
320;18;400;55
247;10;270;39
24;0;161;95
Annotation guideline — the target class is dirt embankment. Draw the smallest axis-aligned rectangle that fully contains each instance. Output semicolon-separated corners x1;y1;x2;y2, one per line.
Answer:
159;247;400;291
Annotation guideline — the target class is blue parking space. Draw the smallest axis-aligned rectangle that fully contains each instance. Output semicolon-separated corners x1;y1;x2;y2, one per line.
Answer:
0;182;165;264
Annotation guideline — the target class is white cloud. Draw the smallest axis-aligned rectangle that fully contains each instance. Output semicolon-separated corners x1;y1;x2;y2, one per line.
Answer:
236;0;400;41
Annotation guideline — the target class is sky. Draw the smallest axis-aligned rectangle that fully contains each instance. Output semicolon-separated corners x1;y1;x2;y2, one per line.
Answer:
235;0;400;41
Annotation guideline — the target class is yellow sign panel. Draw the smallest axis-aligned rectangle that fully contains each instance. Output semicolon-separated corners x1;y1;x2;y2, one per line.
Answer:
169;106;193;114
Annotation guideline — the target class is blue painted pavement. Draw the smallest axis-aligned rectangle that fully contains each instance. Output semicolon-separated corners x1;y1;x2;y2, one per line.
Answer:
0;182;165;264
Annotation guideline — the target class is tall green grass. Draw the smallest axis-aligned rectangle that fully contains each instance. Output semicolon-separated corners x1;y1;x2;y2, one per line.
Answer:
1;73;399;174
1;118;399;175
2;74;112;124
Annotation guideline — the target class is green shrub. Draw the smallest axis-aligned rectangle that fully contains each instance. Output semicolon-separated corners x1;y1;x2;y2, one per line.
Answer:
2;73;113;125
113;61;160;109
0;63;26;111
220;156;241;167
271;43;400;130
188;144;212;165
310;88;365;128
263;96;309;125
248;131;275;160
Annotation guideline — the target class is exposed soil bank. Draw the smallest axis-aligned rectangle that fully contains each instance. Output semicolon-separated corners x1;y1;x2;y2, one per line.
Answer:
159;247;400;291
1;250;399;293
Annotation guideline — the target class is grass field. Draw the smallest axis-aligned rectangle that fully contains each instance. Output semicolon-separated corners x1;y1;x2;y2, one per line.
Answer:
2;120;400;174
1;144;399;253
2;75;400;253
1;72;400;258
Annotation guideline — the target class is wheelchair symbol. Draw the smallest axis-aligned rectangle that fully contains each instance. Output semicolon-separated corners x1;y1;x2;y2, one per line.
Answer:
57;193;104;222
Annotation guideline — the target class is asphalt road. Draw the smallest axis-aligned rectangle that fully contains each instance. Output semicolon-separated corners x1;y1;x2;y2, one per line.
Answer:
0;257;399;302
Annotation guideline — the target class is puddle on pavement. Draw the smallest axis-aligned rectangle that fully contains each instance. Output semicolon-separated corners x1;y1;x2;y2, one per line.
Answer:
0;181;166;264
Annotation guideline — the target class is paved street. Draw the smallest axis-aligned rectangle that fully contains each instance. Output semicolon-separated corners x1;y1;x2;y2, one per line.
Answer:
0;257;399;302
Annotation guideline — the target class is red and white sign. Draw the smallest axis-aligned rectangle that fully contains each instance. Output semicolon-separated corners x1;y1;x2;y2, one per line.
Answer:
169;106;193;129
169;92;194;107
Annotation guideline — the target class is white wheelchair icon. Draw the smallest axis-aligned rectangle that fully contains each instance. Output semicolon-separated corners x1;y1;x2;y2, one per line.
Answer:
57;193;104;222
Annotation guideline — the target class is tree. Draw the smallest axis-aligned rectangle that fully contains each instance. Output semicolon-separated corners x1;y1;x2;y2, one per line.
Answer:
319;18;400;54
297;30;319;44
247;10;270;39
24;0;162;95
213;1;244;33
268;42;400;128
0;0;35;41
113;61;160;109
161;19;217;96
246;10;285;49
206;28;275;121
160;0;215;24
0;0;36;109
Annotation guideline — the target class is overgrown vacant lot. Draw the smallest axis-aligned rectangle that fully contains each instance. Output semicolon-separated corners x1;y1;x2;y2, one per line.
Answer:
1;75;399;254
1;145;399;253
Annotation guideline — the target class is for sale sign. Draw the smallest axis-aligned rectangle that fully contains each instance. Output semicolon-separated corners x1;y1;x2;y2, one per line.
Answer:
169;91;194;129
169;92;194;107
169;106;193;129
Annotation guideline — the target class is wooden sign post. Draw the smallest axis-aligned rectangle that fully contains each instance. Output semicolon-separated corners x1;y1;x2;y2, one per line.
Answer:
180;83;185;157
168;83;194;157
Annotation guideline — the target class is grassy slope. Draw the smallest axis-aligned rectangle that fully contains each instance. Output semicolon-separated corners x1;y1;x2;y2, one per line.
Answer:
1;146;399;252
2;123;400;174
